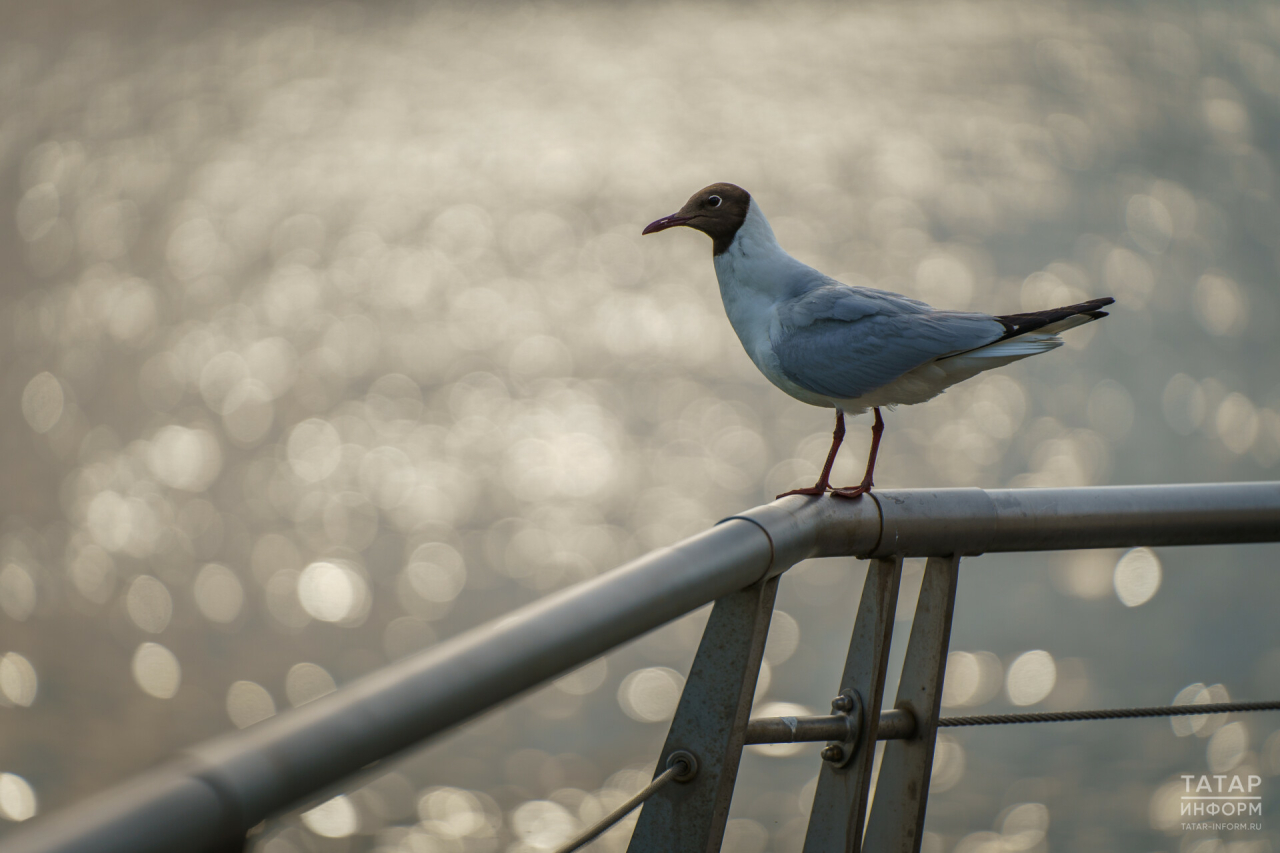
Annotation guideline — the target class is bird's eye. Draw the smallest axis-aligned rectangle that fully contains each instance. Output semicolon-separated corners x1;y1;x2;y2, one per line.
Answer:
706;195;722;208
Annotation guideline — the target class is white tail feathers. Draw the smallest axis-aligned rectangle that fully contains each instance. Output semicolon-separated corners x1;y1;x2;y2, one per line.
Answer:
954;310;1096;361
963;334;1063;359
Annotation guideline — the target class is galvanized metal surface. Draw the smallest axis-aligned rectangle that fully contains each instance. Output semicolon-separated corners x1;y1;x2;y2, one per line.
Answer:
728;482;1280;563
627;578;779;853
8;482;1280;853
802;557;904;853
800;482;1280;558
862;555;963;853
875;709;917;741
744;713;857;745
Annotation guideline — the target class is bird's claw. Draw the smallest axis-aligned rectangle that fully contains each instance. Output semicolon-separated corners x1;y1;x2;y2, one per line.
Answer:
775;486;828;499
830;483;872;499
777;482;875;500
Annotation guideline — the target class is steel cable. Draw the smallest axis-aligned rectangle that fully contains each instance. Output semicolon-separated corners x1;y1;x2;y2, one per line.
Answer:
938;700;1280;727
553;703;1278;850
555;753;695;853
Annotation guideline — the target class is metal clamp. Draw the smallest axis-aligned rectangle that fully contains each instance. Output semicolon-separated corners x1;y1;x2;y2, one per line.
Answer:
818;689;862;767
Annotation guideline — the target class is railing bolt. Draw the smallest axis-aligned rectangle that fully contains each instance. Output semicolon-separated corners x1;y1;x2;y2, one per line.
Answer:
820;744;844;762
831;694;854;712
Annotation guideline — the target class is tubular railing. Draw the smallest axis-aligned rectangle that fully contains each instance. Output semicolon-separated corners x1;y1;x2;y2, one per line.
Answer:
7;482;1280;853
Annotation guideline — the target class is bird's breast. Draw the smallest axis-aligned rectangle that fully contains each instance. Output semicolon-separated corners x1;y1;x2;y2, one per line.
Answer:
713;274;815;402
715;274;774;358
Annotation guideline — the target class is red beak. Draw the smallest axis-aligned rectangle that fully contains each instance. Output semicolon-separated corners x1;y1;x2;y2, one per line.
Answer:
642;213;693;235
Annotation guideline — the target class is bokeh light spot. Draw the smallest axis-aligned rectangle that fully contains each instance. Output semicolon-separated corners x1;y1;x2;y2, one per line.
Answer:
1057;551;1115;599
930;734;966;792
68;545;116;605
554;657;608;697
1194;274;1247;336
126;575;173;633
287;419;343;482
301;794;359;838
0;653;38;707
1006;650;1057;706
617;666;684;723
1207;721;1247;771
147;426;222;492
0;564;36;622
402;543;467;605
285;662;337;707
1114;547;1161;607
131;643;181;699
763;610;800;666
297;561;367;623
942;651;981;707
226;680;276;728
417;786;492;839
0;773;37;821
510;799;578;850
193;564;244;624
21;372;64;434
1000;802;1049;848
1216;393;1260;454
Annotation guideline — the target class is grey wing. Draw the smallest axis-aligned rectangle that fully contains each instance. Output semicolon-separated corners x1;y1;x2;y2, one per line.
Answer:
772;292;1005;400
780;280;934;323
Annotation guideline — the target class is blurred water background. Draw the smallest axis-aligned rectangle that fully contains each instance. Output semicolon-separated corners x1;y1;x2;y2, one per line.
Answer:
2;1;1280;851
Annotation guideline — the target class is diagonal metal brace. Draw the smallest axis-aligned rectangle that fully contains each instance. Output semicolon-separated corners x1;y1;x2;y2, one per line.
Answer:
802;556;904;852
862;554;961;852
626;577;779;853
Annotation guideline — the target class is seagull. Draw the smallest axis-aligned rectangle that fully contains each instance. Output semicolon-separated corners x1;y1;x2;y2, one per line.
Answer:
642;183;1113;499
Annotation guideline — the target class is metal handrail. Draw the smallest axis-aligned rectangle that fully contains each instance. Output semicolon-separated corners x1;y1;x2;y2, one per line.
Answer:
7;482;1280;853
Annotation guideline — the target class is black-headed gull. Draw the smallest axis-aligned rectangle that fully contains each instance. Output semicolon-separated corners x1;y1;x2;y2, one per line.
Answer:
643;183;1113;499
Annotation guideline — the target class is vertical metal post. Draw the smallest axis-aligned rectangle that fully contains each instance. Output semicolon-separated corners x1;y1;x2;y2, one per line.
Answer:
802;557;904;853
861;554;961;853
627;577;779;853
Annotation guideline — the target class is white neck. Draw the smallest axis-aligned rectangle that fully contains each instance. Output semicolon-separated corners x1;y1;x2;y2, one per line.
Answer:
713;200;812;299
709;200;805;380
724;199;780;257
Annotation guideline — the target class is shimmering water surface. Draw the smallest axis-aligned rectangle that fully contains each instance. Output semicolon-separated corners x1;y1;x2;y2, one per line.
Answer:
2;2;1280;851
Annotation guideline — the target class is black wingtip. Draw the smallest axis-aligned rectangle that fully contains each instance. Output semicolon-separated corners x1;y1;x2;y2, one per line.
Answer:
994;296;1117;340
1081;296;1115;320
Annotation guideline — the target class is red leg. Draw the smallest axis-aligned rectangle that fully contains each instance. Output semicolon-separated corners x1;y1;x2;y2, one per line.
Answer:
832;407;884;500
776;410;846;499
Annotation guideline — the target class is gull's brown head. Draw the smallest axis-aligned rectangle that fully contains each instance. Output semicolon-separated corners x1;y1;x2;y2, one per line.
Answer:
642;183;751;255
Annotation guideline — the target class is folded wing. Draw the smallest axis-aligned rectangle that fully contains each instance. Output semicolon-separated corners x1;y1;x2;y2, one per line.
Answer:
771;285;1006;401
